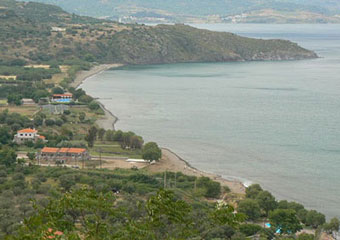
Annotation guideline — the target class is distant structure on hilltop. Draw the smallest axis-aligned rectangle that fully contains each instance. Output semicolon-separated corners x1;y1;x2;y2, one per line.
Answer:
13;128;46;144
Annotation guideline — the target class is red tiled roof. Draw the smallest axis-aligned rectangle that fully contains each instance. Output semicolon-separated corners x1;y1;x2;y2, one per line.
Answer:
18;128;37;134
59;148;69;153
53;94;73;97
38;135;46;140
68;148;86;154
41;147;59;153
40;147;87;154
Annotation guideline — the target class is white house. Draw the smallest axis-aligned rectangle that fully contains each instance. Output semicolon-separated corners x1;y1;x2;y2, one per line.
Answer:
13;128;46;144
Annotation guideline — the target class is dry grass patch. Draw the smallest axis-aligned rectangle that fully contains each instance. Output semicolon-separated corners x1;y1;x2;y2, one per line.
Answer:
0;105;39;117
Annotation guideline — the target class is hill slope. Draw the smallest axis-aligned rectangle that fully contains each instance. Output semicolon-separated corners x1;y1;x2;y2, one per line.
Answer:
0;0;317;65
27;0;340;23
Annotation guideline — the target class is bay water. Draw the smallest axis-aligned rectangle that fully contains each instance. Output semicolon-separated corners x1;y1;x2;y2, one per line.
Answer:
81;24;340;218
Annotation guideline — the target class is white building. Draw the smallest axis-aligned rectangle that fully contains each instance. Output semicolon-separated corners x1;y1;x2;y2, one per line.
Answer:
13;128;46;144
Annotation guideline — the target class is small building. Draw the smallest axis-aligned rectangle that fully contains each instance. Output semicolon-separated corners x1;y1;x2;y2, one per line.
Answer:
13;128;47;144
37;147;90;164
22;98;36;106
51;27;66;32
52;93;73;103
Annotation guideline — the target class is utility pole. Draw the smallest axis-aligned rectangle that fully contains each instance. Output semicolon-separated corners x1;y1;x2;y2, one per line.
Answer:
194;179;197;192
99;148;102;169
174;172;177;188
164;171;167;188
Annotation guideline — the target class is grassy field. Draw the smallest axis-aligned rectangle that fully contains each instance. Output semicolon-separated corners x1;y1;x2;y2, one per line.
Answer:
90;141;143;159
0;105;39;117
44;65;70;85
0;99;7;106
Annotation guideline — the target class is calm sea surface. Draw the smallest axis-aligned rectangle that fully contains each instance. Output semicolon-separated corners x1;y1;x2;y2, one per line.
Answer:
81;24;340;218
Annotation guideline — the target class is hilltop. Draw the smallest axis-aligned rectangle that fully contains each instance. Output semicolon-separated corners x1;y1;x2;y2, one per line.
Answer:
27;0;340;23
0;0;317;65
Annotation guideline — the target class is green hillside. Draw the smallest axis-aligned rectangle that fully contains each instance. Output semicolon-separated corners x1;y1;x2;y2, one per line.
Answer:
0;0;317;66
26;0;340;23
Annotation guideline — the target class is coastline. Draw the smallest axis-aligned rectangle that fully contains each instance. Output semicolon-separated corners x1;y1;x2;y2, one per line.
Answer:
78;64;246;195
72;63;123;89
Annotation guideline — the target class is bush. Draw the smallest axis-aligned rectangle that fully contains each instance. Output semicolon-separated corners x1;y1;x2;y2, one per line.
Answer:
323;217;340;233
142;142;162;161
63;110;71;115
245;184;263;199
238;199;261;221
197;176;221;198
45;119;55;126
88;101;100;110
239;224;262;236
52;87;64;94
305;210;326;228
55;118;64;126
122;183;136;194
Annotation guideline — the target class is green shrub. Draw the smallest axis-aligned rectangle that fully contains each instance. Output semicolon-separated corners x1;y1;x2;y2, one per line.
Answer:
239;224;262;236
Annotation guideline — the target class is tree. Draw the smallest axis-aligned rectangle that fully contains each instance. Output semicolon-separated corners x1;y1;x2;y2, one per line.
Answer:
27;152;36;161
33;115;43;126
85;126;97;148
145;189;194;239
130;135;144;149
7;94;22;106
0;126;11;144
297;233;314;240
239;224;262;236
105;129;114;141
59;174;76;191
237;199;261;221
269;209;302;234
197;176;221;198
78;95;93;103
34;139;45;149
88;101;100;110
45;119;55;126
323;217;340;233
113;130;123;141
51;87;64;94
97;128;106;141
121;131;135;149
142;142;162;161
305;210;326;228
79;112;86;122
0;148;17;167
245;184;263;199
55;118;64;126
256;190;277;215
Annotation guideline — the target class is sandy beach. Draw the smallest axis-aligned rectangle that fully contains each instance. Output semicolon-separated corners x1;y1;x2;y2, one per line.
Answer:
72;63;123;88
79;64;246;195
146;148;245;194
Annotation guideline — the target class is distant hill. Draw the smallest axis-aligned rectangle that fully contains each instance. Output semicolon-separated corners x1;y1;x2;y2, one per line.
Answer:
26;0;340;23
0;0;317;65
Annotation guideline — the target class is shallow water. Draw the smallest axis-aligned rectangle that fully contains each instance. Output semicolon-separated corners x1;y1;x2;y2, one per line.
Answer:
81;24;340;218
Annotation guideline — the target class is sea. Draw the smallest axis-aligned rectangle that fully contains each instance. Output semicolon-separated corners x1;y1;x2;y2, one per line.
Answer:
81;24;340;218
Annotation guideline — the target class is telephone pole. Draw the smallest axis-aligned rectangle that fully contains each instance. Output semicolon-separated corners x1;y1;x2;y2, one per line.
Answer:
164;171;167;188
99;148;102;169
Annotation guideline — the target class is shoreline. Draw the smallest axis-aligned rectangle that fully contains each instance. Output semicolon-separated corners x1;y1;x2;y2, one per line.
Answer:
78;64;246;195
72;63;123;89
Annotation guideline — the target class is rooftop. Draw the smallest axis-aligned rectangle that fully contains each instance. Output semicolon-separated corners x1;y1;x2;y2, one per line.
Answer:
41;147;59;153
52;93;73;97
41;147;87;154
18;128;37;134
